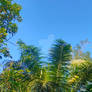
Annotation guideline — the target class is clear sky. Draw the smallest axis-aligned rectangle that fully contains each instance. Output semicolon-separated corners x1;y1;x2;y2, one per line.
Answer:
7;0;92;61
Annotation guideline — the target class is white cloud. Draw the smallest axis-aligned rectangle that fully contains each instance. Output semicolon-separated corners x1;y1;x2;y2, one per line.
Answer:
38;34;55;55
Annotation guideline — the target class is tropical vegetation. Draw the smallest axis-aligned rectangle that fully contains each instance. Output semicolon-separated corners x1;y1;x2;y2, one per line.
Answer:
0;0;92;92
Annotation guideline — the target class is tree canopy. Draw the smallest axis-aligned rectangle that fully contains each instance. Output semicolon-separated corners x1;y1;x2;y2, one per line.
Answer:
0;0;22;58
0;0;92;92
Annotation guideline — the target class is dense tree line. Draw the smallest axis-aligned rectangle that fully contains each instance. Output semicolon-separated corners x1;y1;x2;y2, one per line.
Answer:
0;0;92;92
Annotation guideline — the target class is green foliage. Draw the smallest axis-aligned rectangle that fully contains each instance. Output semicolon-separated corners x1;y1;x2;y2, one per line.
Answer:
49;39;72;91
0;39;92;92
49;39;72;64
0;1;92;92
0;66;31;92
0;0;22;59
17;40;42;76
68;59;92;91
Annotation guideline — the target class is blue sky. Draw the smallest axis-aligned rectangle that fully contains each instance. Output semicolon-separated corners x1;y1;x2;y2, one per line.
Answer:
7;0;92;60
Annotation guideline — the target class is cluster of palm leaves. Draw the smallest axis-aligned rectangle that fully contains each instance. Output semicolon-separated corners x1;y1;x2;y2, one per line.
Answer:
0;39;92;92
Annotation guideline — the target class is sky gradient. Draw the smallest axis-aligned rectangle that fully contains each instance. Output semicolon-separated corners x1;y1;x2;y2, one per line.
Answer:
7;0;92;60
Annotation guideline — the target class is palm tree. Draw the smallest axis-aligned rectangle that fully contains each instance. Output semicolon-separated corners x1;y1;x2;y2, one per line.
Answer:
17;40;42;76
49;39;72;91
27;65;57;92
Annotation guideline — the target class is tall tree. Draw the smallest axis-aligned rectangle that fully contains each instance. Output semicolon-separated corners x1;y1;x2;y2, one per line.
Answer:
0;0;22;58
17;40;42;76
73;39;91;60
49;39;72;91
